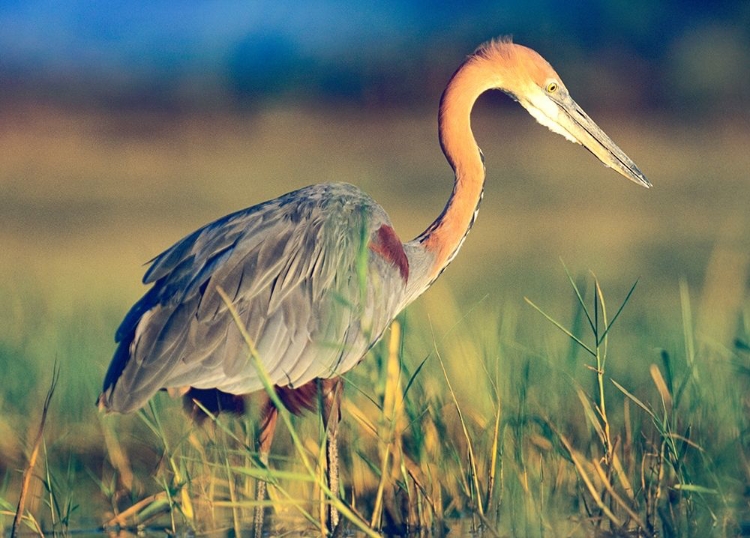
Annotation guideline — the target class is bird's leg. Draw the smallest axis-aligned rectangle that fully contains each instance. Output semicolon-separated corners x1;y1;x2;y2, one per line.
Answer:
320;378;343;532
254;399;278;538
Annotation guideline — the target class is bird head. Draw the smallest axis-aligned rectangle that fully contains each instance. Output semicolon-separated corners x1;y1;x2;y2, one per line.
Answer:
478;39;651;188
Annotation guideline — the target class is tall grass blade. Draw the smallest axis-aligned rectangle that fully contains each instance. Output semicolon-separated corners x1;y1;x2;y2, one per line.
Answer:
649;364;673;411
592;459;646;530
672;484;718;495
597;279;639;345
485;403;502;513
12;362;59;538
575;388;606;447
546;421;623;528
679;278;698;378
370;321;403;529
611;379;657;421
100;417;134;493
562;260;595;334
524;297;596;357
401;355;429;405
434;347;484;518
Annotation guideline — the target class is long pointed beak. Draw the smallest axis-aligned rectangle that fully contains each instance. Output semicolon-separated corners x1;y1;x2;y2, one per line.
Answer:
549;93;651;188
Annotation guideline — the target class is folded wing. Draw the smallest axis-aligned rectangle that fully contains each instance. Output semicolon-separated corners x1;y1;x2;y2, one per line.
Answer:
100;183;407;413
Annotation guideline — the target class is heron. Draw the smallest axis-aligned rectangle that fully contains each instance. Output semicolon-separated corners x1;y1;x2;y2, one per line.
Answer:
99;37;650;533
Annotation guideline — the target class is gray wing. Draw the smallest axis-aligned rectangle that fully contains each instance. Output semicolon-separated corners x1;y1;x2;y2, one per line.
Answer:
101;183;408;413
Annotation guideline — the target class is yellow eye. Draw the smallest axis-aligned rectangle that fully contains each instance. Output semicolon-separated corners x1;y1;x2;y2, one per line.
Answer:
546;81;559;93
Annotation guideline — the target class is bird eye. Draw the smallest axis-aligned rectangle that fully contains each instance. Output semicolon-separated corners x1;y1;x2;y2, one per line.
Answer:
545;81;559;93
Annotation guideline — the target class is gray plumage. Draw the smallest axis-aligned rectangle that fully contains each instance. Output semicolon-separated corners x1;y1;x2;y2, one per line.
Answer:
101;182;408;413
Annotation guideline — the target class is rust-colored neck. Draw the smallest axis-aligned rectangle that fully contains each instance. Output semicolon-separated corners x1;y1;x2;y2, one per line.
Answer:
414;55;498;284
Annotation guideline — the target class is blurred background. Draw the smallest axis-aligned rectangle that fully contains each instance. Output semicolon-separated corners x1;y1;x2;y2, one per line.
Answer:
1;1;749;113
0;0;749;523
2;0;748;330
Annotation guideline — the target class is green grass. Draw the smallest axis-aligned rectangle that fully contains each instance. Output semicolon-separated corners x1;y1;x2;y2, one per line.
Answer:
0;104;748;536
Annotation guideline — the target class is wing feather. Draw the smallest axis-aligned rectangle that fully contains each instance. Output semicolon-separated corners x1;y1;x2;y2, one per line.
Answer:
101;183;408;413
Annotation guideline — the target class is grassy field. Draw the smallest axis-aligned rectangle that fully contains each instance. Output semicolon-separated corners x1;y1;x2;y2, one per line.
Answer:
0;102;748;536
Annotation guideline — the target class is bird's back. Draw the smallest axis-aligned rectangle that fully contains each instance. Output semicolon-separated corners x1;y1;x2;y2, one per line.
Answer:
100;182;409;413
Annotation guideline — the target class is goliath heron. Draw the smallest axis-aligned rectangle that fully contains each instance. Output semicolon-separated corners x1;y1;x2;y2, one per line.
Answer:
99;37;650;532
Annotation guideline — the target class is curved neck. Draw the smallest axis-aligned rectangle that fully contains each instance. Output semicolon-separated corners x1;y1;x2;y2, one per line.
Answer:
409;56;498;293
